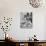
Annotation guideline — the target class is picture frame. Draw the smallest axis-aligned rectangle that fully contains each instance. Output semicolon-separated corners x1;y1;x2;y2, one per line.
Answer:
20;12;33;29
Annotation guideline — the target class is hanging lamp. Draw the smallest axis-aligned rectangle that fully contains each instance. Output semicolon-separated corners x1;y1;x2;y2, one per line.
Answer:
29;0;44;8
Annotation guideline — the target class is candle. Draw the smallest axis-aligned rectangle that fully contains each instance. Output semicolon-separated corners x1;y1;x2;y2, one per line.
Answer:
6;34;8;38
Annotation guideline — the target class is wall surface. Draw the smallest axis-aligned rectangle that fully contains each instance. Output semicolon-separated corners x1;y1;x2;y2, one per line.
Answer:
0;0;46;40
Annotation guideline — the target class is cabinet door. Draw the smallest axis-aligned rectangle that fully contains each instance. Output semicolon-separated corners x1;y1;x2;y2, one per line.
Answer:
38;43;43;46
24;43;28;46
0;42;5;46
43;43;46;46
28;43;34;46
34;43;38;46
16;43;20;46
38;43;46;46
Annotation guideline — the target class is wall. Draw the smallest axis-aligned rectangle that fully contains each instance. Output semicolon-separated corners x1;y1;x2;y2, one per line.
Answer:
0;0;46;40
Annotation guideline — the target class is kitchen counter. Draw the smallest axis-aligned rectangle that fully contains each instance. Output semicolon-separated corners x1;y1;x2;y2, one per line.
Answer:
5;38;46;43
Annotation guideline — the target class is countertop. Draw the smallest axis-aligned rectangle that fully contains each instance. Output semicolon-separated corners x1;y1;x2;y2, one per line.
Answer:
5;39;46;43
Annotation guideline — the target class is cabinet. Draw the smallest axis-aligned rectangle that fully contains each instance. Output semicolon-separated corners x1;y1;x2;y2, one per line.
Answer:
24;43;28;46
0;40;6;46
28;42;46;46
38;43;46;46
2;39;46;46
16;43;28;46
38;43;43;46
15;42;46;46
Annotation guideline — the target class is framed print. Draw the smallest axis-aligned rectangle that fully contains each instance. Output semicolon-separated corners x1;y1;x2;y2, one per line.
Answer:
20;12;33;29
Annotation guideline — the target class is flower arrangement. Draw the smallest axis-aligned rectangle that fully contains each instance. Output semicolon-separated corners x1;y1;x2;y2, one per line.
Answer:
0;17;12;39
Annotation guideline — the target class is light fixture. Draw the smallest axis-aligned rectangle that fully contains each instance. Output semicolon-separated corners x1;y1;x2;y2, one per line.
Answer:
29;0;43;8
1;17;12;40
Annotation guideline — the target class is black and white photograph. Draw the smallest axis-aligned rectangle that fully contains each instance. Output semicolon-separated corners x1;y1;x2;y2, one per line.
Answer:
20;12;33;28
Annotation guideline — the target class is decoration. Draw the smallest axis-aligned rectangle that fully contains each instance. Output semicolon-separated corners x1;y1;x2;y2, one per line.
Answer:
29;0;43;8
0;17;12;39
20;12;32;28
